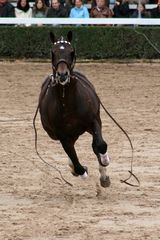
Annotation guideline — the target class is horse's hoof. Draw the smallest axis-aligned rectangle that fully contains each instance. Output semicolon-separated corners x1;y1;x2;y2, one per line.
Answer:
100;176;111;188
80;166;88;179
81;171;88;179
71;171;79;177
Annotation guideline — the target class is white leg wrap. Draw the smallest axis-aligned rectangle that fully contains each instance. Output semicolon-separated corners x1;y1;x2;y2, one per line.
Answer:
100;152;110;166
81;171;88;179
99;165;107;178
68;158;74;168
68;158;76;175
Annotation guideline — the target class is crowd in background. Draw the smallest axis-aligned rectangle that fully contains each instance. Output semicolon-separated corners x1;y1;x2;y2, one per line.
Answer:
0;0;160;20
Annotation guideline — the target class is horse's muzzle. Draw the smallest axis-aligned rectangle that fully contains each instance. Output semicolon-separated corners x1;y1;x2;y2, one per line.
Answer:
56;71;70;86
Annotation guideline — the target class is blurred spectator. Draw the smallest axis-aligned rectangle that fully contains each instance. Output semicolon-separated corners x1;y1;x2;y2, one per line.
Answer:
91;0;109;7
151;0;160;18
69;0;89;18
113;0;130;18
131;2;151;17
64;0;72;15
0;0;15;17
46;0;69;17
29;0;50;7
110;0;116;4
44;0;50;7
32;0;48;17
148;0;157;3
15;0;32;18
90;0;113;17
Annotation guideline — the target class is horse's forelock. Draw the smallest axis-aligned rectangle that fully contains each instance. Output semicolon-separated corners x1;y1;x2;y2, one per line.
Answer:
60;36;64;42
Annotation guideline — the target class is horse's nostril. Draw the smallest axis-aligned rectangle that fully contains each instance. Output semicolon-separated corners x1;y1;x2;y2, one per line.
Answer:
57;72;68;79
56;70;69;85
60;73;67;82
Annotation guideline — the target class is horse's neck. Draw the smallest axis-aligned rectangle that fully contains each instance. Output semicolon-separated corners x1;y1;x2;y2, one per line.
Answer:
54;81;76;100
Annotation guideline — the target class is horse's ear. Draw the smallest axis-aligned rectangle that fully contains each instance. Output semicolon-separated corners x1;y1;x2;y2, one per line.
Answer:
67;31;72;43
50;32;55;44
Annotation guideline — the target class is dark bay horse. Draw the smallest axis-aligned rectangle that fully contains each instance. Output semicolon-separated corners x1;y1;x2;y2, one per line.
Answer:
37;31;111;187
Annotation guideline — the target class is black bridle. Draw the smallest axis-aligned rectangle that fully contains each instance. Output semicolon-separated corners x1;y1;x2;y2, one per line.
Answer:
51;39;76;86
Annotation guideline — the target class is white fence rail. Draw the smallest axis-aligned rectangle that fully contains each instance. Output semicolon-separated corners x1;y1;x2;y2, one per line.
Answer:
0;17;160;25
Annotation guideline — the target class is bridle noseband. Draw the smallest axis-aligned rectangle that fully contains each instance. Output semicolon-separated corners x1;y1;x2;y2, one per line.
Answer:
53;59;71;86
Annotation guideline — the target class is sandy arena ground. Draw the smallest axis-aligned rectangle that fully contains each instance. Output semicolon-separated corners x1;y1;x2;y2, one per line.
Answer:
0;61;160;240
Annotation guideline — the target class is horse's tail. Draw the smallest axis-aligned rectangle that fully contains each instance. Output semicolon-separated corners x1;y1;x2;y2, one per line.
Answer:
99;99;140;187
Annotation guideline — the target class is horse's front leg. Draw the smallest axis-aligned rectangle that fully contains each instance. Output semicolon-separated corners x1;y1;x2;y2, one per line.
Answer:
60;139;88;178
92;120;111;187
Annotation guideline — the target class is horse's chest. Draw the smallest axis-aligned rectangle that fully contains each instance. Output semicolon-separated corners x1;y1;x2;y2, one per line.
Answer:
54;106;84;135
61;110;79;129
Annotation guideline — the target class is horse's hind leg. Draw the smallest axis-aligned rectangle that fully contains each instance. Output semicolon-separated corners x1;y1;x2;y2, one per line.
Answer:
60;139;88;178
92;120;110;187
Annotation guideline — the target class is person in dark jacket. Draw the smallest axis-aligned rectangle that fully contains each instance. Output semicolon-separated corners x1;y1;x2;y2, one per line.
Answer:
0;0;15;17
46;0;69;17
131;3;151;18
113;0;130;18
151;0;160;18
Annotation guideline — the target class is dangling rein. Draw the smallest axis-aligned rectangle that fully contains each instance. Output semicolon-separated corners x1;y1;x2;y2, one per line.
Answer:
77;75;140;188
33;76;73;187
99;100;140;187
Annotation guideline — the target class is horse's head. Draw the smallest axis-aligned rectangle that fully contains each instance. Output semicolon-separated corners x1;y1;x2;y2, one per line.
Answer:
50;31;76;86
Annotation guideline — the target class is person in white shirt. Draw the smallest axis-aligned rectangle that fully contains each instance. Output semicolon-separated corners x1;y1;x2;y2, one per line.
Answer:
15;0;32;19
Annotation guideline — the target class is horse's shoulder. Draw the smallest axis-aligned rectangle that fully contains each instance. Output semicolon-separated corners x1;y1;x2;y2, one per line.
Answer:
72;70;89;82
41;76;51;90
39;76;51;103
72;70;95;91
